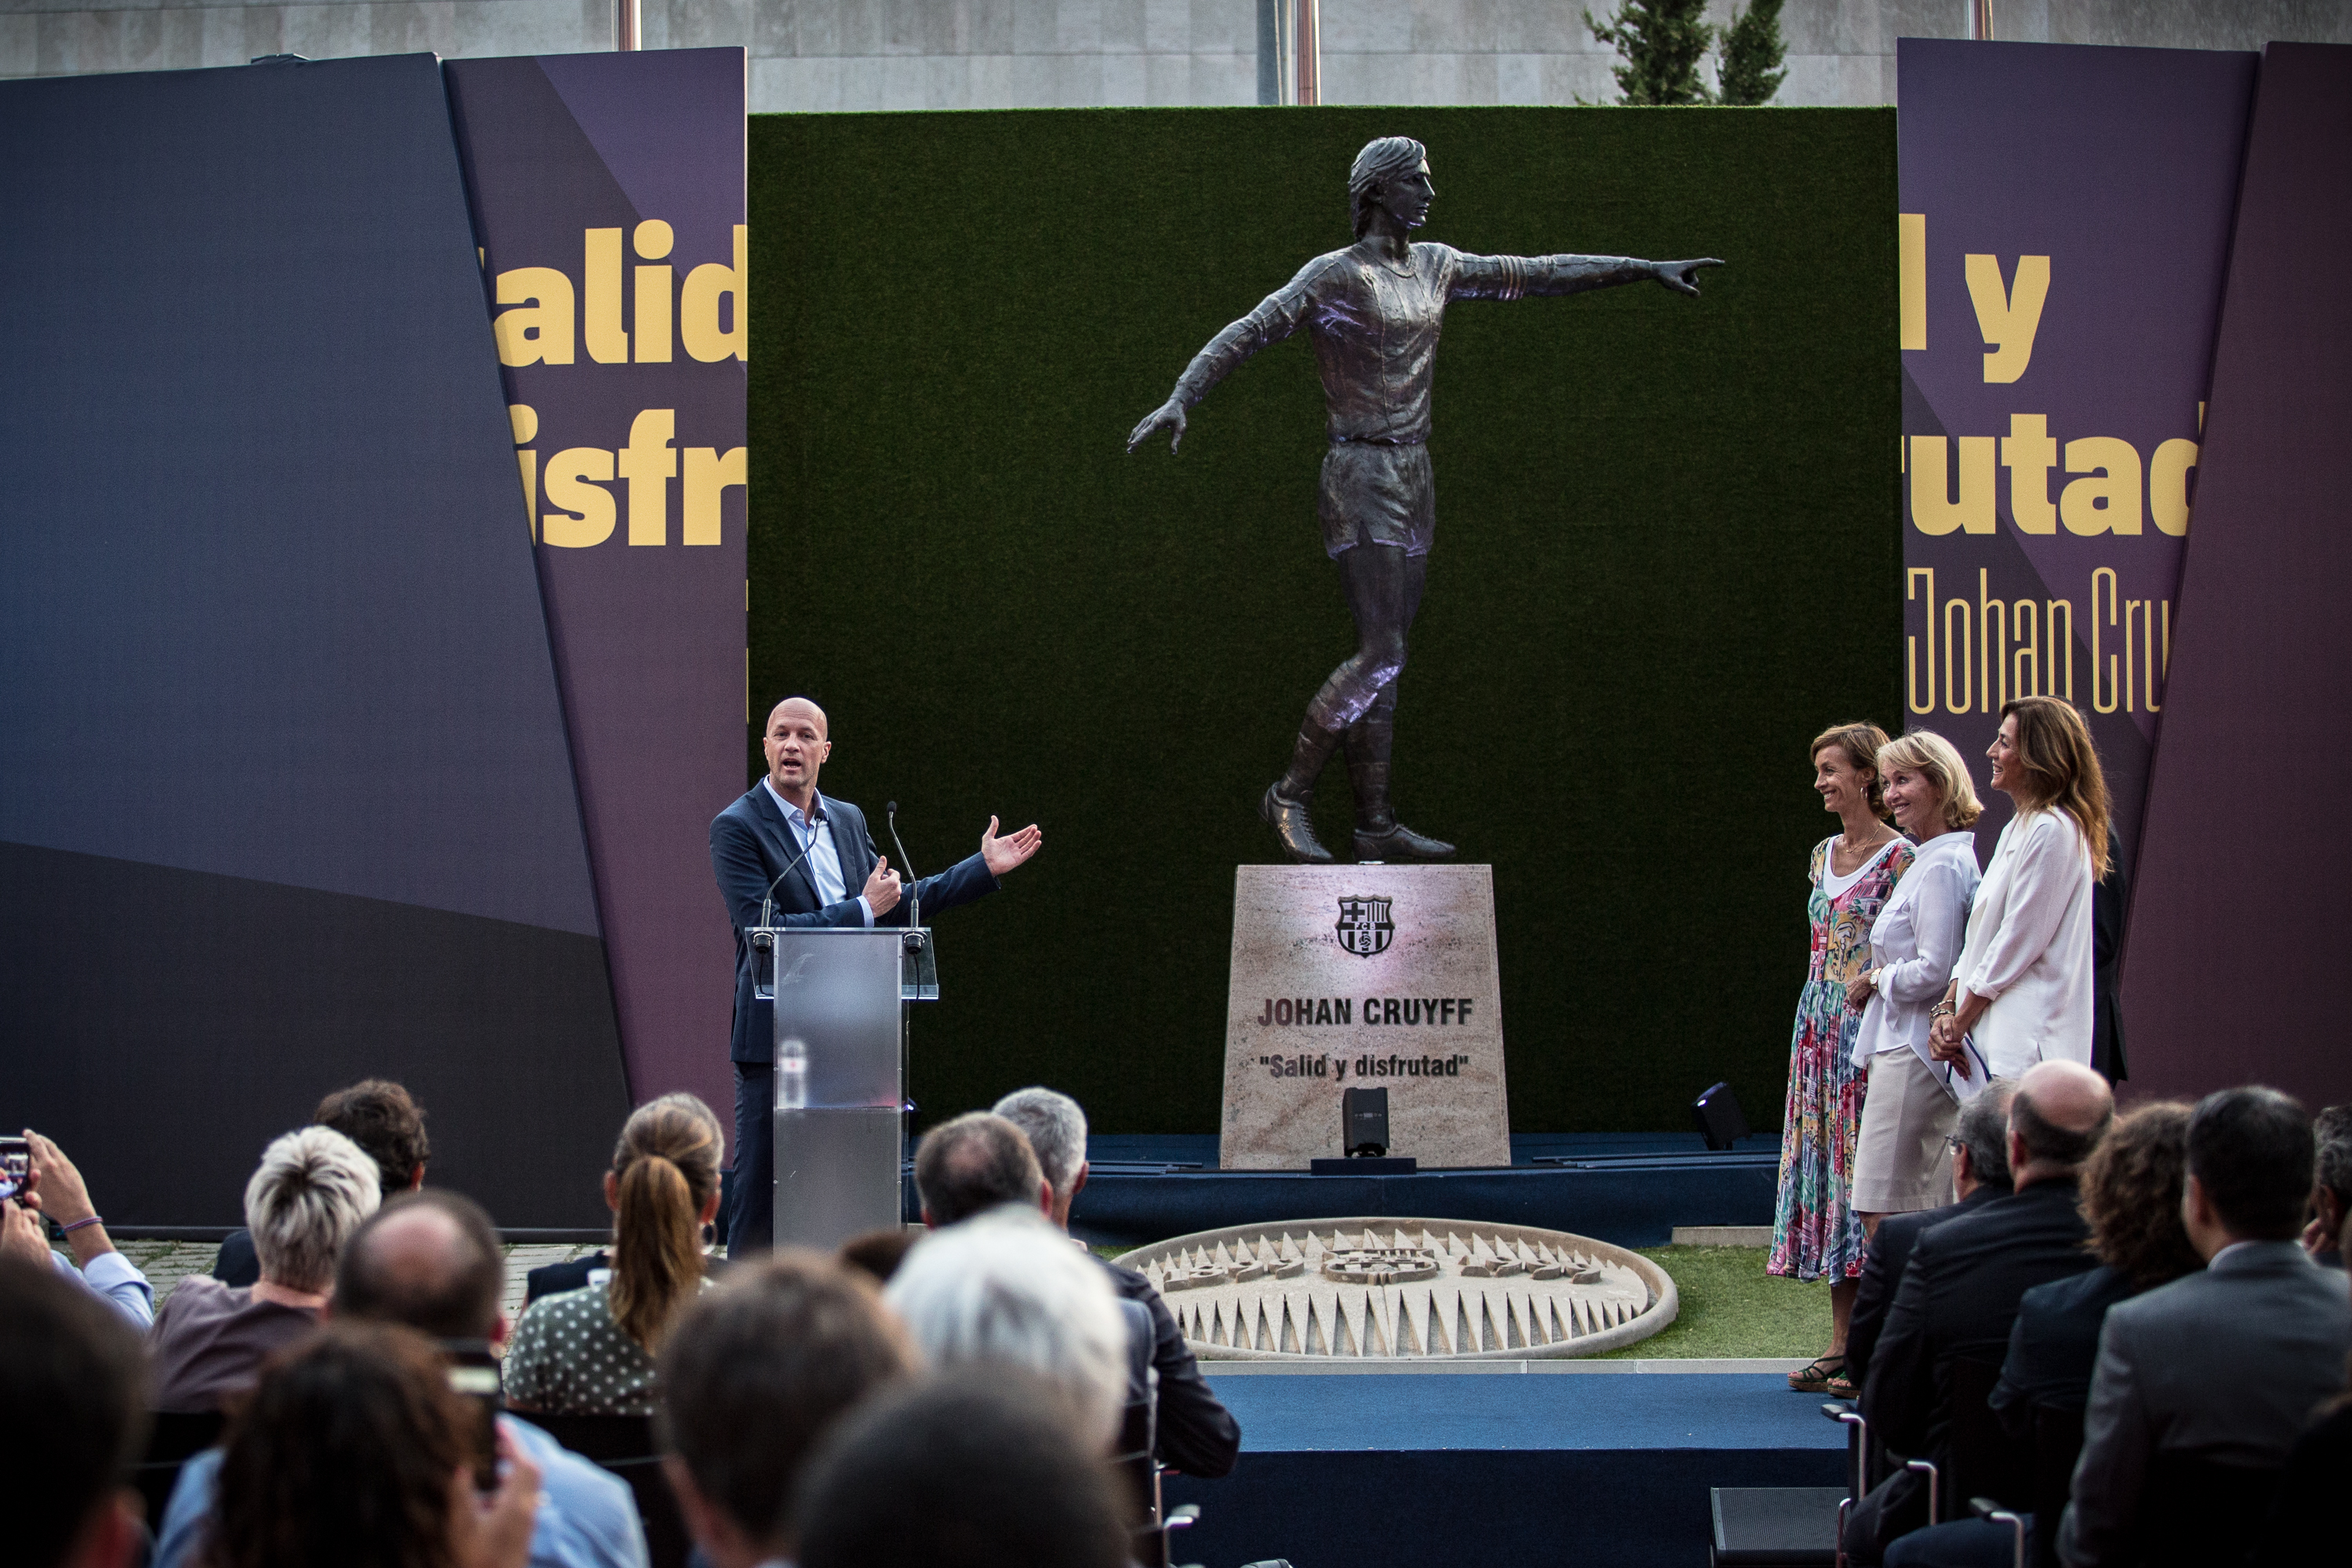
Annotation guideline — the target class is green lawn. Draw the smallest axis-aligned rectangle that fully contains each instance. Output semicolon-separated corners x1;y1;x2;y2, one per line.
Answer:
1596;1244;1830;1359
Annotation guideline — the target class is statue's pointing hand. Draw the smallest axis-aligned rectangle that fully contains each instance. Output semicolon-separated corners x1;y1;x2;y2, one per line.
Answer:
1653;258;1726;297
1126;397;1188;456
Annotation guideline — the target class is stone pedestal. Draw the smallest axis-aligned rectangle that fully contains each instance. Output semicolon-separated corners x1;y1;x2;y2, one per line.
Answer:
1220;864;1510;1170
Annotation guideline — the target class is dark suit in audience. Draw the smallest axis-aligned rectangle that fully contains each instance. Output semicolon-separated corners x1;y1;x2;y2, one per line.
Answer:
2057;1240;2350;1566
1098;1257;1241;1478
525;1250;609;1305
1988;1265;2137;1442
1852;1178;2098;1559
1848;1183;2007;1388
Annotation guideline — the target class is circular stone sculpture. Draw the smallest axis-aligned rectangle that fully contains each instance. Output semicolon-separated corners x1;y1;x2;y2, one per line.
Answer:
1116;1218;1676;1360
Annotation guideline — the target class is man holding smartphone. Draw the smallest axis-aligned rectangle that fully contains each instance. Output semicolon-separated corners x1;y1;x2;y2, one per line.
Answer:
0;1130;151;1328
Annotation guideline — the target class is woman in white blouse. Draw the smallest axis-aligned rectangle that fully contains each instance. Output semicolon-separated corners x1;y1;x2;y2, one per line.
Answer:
1930;697;2111;1083
1846;731;1984;1228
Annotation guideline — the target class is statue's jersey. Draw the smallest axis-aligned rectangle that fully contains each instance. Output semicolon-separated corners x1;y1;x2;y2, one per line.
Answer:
1172;240;1648;554
1173;241;1645;447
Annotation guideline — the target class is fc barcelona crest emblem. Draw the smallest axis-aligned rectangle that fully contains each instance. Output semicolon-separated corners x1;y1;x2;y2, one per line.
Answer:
1335;896;1394;958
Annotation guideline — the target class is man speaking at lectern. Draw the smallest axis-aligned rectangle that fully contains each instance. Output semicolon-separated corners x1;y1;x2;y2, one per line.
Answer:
712;696;1044;1256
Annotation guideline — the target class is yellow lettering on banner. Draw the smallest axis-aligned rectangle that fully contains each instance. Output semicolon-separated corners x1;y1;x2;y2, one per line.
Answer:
619;409;677;546
2062;437;2143;535
494;268;575;366
682;224;747;363
683;446;747;546
1978;569;2006;713
1965;254;2050;383
2011;599;2040;699
2126;601;2145;719
1909;436;1996;535
2091;568;2121;713
1900;214;1926;351
633;221;674;364
510;405;539;543
2002;414;2058;535
2045;599;2074;699
1943;594;1973;716
584;228;630;365
1907;568;1937;715
2147;601;2171;709
2150;437;2198;536
543;448;616;547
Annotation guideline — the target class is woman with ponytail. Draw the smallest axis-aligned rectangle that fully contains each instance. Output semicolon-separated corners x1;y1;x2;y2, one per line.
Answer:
503;1094;723;1417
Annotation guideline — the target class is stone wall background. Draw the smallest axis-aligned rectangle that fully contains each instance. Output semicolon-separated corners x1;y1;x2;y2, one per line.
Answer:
7;1;2350;107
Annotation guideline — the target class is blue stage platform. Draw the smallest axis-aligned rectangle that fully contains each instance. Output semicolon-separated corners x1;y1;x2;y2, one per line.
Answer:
1163;1370;1843;1568
1058;1132;1782;1250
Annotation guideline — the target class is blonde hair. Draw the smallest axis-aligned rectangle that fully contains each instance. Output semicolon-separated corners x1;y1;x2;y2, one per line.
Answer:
608;1094;724;1352
245;1126;383;1292
1877;731;1984;830
1811;721;1893;817
2002;696;2113;879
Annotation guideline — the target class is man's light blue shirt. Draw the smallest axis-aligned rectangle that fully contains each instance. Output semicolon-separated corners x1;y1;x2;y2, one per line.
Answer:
153;1414;648;1568
761;779;873;924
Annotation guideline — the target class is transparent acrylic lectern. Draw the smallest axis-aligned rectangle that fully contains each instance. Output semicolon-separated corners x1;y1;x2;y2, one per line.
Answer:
748;924;937;1250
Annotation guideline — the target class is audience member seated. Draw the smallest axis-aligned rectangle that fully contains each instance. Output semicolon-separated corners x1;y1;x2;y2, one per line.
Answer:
1;1257;149;1568
1846;1083;2016;1394
2246;1207;2352;1566
213;1079;430;1288
1850;1060;2114;1563
504;1094;721;1417
2057;1086;2351;1568
886;1203;1131;1454
911;1109;1054;1226
836;1226;918;1285
993;1086;1242;1478
197;1321;541;1568
151;1126;381;1412
2302;1102;2350;1269
1;1130;153;1328
659;1251;917;1568
154;1191;648;1568
1883;1100;2201;1568
793;1368;1132;1568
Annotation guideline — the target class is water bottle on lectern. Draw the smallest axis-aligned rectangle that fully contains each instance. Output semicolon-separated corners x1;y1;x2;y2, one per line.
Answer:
778;1037;809;1112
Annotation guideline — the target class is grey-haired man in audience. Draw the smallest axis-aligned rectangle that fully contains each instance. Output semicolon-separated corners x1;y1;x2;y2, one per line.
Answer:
990;1087;1241;1479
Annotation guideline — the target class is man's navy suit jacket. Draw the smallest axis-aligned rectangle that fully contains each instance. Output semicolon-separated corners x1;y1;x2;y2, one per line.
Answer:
710;785;998;1065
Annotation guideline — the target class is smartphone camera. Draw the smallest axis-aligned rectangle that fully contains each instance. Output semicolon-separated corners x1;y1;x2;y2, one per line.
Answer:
0;1138;30;1203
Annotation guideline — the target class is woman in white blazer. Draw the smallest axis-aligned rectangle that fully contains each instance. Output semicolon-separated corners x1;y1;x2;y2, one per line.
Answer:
1847;731;1984;1226
1931;696;2111;1083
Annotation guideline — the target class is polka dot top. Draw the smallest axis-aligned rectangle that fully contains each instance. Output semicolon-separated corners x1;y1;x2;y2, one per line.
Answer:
502;1278;704;1417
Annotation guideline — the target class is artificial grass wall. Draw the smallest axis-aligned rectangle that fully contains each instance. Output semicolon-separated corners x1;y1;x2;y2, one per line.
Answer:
748;106;1899;1138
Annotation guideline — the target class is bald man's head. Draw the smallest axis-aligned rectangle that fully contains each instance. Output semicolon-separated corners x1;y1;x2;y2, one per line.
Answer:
764;697;833;799
767;696;829;738
333;1190;504;1341
2010;1060;2115;1173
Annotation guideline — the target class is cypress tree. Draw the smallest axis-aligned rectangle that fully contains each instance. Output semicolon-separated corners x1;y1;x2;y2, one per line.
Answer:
1717;0;1791;106
1583;0;1715;107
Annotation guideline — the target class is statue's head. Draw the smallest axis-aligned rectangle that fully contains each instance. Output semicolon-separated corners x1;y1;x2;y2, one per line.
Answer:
1349;136;1431;238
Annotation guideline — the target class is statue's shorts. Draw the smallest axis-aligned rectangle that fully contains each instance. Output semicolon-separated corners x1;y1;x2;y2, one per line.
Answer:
1318;439;1433;559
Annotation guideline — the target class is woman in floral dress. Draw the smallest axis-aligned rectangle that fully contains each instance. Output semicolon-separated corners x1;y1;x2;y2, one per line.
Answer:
1773;721;1911;1396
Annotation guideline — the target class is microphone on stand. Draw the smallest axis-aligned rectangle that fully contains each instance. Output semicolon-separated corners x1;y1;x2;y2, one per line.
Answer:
885;801;921;931
757;833;816;931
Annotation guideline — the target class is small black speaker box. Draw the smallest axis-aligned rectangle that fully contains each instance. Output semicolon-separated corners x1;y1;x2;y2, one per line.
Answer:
1693;1081;1751;1151
1342;1086;1390;1156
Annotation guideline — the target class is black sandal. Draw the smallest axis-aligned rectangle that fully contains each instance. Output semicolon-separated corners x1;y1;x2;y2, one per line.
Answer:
1788;1354;1847;1392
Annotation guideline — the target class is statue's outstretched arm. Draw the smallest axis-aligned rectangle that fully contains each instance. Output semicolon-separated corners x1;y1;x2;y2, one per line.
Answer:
1127;265;1324;455
1450;252;1725;302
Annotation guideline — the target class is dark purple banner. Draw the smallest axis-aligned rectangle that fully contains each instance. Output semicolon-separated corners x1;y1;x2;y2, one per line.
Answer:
445;49;747;1120
1897;39;2255;867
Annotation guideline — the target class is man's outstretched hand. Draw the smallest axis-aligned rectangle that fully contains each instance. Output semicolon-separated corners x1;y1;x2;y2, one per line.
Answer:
1653;258;1726;296
982;815;1044;877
